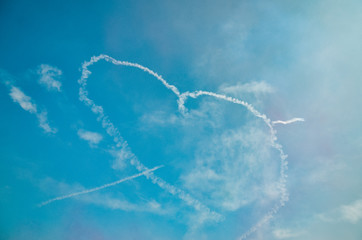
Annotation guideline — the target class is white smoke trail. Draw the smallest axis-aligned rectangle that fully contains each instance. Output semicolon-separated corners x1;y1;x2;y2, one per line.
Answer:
39;165;163;207
78;55;223;223
78;54;301;237
272;118;305;125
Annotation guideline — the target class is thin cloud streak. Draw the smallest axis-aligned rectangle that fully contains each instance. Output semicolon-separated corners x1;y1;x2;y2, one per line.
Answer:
7;85;57;133
9;86;37;113
37;111;57;134
39;165;164;207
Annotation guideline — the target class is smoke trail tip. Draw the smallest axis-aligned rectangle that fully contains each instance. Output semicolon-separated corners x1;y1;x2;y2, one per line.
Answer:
148;165;165;172
272;118;305;125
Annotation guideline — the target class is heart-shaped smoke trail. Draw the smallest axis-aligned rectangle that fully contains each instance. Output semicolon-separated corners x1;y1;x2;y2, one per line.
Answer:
78;54;304;239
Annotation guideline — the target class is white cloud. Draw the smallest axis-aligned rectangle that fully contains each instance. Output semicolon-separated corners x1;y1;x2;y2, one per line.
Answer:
273;229;303;239
109;148;133;170
340;199;362;224
140;111;179;126
37;111;57;134
9;86;57;133
9;86;37;113
181;123;280;211
37;64;62;92
77;129;103;145
317;198;362;225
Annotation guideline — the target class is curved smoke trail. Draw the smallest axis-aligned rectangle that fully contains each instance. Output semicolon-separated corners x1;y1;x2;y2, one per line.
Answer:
78;54;302;238
79;55;223;223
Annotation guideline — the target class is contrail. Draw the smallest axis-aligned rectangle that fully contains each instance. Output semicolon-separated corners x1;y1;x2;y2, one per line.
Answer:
78;54;303;236
39;165;163;207
272;118;305;125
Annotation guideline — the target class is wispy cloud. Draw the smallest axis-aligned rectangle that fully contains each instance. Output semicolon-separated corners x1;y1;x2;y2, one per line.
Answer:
181;123;280;211
83;193;172;215
273;228;303;239
37;111;57;133
77;129;103;145
109;148;132;170
37;64;62;92
340;199;362;224
318;198;362;224
9;86;37;113
8;85;57;133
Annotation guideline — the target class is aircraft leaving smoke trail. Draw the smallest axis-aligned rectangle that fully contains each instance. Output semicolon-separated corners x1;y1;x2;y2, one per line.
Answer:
78;54;303;237
39;165;163;207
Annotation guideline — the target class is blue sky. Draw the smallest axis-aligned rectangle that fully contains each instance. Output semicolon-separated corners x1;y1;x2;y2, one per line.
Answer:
1;0;362;239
